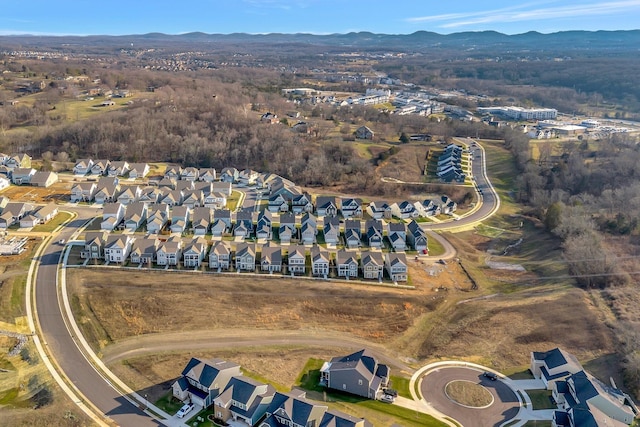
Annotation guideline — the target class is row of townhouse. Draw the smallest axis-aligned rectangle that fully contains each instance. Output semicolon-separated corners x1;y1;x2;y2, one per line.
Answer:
235;210;317;244
530;348;637;426
73;159;150;178
375;195;458;220
71;177;231;209
334;249;408;282
0;198;59;229
80;234;409;281
323;216;428;254
0;168;58;188
172;357;371;427
0;153;32;174
437;144;466;183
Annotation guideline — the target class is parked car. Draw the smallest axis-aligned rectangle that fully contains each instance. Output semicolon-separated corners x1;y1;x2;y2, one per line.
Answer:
380;394;395;403
176;403;195;418
483;371;498;381
383;388;398;397
58;239;66;245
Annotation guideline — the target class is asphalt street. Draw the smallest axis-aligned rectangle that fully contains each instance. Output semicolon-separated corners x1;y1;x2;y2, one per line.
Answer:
34;208;162;427
421;366;519;427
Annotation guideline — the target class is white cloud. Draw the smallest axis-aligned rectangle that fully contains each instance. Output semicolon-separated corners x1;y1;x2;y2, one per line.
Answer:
406;0;640;29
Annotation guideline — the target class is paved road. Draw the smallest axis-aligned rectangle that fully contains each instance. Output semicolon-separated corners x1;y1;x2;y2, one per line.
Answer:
421;366;519;427
34;207;162;427
423;138;498;231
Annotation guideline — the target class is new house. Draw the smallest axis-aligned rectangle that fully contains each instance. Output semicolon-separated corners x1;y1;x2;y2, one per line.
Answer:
103;234;134;263
128;163;150;179
156;237;182;266
70;182;97;202
316;196;338;217
212;376;276;426
407;220;428;252
30;171;58;187
209;241;231;271
311;245;330;278
385;253;408;282
300;213;317;245
146;204;170;234
365;220;383;249
130;238;159;265
260;243;282;273
173;358;242;409
323;216;340;245
320;349;390;399
235;243;256;271
182;236;208;268
344;220;362;249
340;198;362;219
287;245;306;275
336;249;358;279
360;251;384;280
268;194;289;213
90;159;110;175
391;200;419;219
73;158;94;175
386;222;407;252
259;390;327;427
101;202;125;231
530;348;585;390
107;161;130;177
81;231;107;259
123;202;147;231
191;207;212;236
291;193;313;214
170;205;190;234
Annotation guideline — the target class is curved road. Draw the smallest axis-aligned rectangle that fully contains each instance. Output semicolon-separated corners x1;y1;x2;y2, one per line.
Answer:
34;207;162;427
421;367;519;427
424;138;499;231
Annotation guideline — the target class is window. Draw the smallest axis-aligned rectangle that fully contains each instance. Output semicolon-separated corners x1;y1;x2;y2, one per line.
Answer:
358;379;363;385
343;384;347;390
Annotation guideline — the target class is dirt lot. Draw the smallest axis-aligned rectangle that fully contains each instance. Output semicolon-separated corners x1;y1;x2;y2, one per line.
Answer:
376;143;430;183
0;181;72;204
68;268;457;350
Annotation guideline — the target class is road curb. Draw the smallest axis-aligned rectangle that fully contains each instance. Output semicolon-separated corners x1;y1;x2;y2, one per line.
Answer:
410;360;528;427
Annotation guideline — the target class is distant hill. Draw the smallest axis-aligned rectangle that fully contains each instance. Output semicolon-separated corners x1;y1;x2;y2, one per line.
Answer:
1;30;639;54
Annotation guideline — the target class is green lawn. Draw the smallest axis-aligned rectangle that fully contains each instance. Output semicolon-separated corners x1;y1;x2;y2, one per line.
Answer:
32;211;72;233
427;235;445;257
226;190;242;211
506;368;534;380
296;358;325;392
389;375;412;399
154;392;183;415
526;389;556;410
523;421;552;427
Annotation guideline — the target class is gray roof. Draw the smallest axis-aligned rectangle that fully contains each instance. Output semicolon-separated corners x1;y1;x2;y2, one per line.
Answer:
261;244;282;265
181;357;240;389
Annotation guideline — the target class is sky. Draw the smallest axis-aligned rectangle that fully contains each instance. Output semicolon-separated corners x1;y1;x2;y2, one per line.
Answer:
1;0;639;36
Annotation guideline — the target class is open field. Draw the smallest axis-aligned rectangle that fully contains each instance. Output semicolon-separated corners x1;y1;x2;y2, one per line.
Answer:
376;143;430;182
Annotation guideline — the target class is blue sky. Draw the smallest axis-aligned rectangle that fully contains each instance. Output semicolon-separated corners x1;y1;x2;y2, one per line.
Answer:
1;0;639;36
